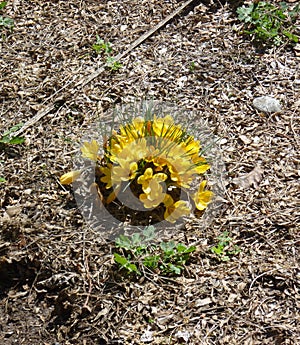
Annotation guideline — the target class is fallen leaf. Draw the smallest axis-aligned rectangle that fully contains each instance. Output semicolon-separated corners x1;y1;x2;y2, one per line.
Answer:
232;166;264;189
228;293;238;303
239;134;252;145
175;330;191;342
5;205;22;217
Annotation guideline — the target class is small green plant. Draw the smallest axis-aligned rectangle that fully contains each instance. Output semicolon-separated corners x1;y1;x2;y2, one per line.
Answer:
0;123;25;145
105;56;122;71
158;241;196;275
0;177;7;183
114;226;196;276
92;35;122;71
92;35;112;54
189;61;196;72
0;2;14;31
237;1;299;46
211;231;240;261
114;253;141;275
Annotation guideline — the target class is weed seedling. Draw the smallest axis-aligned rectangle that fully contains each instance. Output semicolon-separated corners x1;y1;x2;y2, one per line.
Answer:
105;56;122;71
189;61;196;72
92;35;112;54
237;1;299;46
0;2;14;32
0;123;25;145
113;253;141;275
114;226;196;277
211;231;240;261
92;35;122;71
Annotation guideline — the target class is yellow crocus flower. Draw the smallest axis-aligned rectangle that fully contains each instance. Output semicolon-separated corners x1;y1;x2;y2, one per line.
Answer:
194;180;213;210
165;201;191;223
139;178;165;208
60;170;81;185
137;168;167;193
167;158;193;188
192;156;210;174
112;160;138;183
182;138;201;157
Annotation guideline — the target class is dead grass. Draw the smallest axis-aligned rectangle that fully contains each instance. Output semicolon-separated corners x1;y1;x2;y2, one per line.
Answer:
0;0;299;344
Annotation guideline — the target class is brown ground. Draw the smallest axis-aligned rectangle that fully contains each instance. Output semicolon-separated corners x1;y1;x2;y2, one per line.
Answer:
0;0;299;344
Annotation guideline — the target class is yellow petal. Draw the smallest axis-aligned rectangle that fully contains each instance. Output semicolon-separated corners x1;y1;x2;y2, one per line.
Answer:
163;194;174;207
80;140;100;161
60;170;81;185
194;181;213;210
164;200;190;223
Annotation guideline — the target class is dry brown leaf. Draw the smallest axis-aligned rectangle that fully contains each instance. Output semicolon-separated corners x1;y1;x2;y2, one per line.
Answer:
232;166;264;189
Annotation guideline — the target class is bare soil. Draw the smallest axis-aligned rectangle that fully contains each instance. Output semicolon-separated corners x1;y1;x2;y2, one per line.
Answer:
0;1;299;344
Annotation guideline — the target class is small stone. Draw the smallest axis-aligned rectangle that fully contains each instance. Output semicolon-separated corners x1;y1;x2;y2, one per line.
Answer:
175;330;191;342
24;189;32;195
140;330;153;343
253;96;282;113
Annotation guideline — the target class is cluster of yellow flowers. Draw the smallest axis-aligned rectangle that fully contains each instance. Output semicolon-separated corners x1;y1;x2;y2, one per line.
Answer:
60;115;213;223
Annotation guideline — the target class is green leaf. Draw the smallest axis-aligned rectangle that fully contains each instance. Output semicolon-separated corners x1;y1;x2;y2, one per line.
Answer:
7;136;25;144
115;234;132;249
176;244;196;255
236;1;299;46
237;5;254;22
0;15;13;29
176;243;187;253
131;233;142;246
279;2;288;12
160;241;176;253
142;225;156;241
168;264;181;275
2;123;23;137
228;245;241;255
127;263;141;274
0;177;6;183
211;246;223;256
0;2;7;10
217;232;231;247
283;30;298;42
105;56;122;70
114;253;128;266
143;255;159;269
93;36;112;54
187;245;196;253
289;4;300;19
113;253;140;274
0;136;9;143
0;134;25;145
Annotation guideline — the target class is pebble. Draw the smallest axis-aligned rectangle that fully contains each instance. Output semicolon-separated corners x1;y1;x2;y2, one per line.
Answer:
253;96;282;113
140;330;153;343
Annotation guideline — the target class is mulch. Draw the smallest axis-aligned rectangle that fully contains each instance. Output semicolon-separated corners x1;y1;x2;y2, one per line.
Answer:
0;0;299;344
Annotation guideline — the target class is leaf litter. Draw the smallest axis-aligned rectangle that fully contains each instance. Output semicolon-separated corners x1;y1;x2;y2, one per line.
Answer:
0;0;299;344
